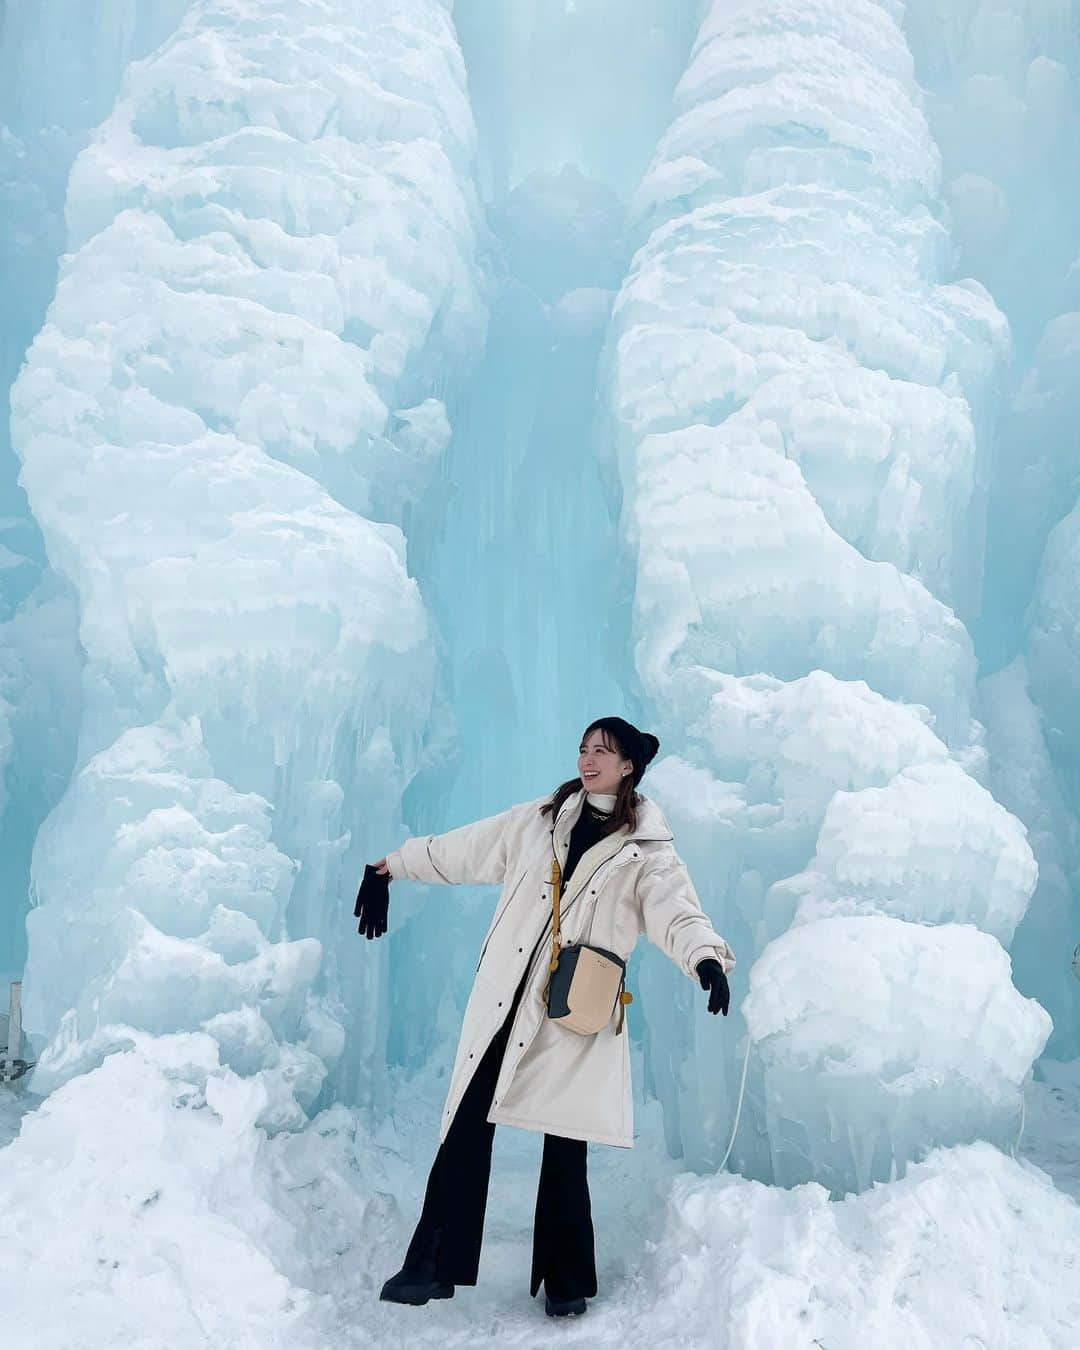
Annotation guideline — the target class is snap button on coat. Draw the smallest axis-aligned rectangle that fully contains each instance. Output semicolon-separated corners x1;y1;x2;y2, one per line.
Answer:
385;788;736;1149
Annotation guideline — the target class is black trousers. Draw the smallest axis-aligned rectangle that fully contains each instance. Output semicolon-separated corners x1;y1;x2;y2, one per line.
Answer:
401;986;598;1301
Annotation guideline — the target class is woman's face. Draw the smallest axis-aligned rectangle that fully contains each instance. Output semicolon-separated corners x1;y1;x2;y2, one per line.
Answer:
578;730;633;795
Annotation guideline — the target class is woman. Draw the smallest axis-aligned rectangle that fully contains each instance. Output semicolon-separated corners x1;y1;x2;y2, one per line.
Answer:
358;716;736;1317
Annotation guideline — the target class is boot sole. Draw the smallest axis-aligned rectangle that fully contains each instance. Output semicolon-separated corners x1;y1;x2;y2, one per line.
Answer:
545;1298;587;1317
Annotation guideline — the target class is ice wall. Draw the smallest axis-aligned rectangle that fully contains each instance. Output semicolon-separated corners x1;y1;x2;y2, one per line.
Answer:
0;0;1070;1227
1;1;1077;1337
600;0;1051;1192
0;0;189;986
0;0;189;521
377;0;709;1053
9;0;487;1125
902;0;1080;1058
454;0;701;201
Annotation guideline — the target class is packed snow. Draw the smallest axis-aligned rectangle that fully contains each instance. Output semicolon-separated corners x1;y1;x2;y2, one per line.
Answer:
2;1046;1080;1347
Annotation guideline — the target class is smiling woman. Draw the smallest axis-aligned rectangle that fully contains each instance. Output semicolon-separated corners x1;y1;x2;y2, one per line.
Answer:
579;725;632;792
362;714;735;1317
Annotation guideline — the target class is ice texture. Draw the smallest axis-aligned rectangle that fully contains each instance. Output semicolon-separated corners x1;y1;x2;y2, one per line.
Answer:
453;0;701;200
765;758;1037;946
901;1;1080;1057
9;0;486;1117
744;916;1051;1191
982;657;1080;1059
0;3;191;983
600;0;1044;1191
1027;503;1080;775
607;2;1006;730
1;0;1079;1337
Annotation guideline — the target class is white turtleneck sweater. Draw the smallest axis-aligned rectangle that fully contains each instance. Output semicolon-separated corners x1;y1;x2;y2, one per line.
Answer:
585;790;617;814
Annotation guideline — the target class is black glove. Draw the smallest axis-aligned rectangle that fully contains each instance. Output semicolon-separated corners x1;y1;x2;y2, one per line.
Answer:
354;863;390;939
696;958;730;1016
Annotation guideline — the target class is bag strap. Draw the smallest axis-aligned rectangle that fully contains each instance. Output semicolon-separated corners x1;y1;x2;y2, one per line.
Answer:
552;856;562;957
541;857;562;1005
616;977;633;1034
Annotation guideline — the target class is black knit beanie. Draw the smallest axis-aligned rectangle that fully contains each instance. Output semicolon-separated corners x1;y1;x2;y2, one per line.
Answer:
584;716;660;787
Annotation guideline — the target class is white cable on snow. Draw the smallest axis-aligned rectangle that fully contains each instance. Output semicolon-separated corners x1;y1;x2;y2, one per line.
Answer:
1014;1089;1027;1158
718;1030;753;1173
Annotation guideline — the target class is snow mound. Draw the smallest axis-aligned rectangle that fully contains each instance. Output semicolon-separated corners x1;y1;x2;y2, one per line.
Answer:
651;1140;1080;1350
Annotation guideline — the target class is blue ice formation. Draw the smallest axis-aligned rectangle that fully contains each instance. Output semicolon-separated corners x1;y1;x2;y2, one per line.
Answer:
0;0;1076;1221
599;0;1053;1189
7;0;487;1125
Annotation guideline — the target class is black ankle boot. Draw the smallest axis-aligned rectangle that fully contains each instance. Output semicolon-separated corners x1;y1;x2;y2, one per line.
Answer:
544;1293;588;1317
379;1267;455;1306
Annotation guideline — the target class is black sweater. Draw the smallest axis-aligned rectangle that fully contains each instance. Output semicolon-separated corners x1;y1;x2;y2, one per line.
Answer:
561;797;616;887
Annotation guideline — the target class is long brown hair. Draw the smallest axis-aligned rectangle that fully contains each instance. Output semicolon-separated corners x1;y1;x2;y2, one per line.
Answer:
538;721;643;837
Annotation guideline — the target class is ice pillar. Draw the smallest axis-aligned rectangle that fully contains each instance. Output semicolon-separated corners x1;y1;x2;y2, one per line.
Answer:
600;0;1050;1191
10;0;487;1124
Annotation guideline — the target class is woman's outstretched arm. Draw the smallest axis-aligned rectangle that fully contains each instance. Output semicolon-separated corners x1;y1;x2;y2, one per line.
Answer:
636;848;736;980
376;804;516;887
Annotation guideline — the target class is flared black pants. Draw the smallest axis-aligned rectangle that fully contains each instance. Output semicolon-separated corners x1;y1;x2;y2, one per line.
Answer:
401;984;598;1301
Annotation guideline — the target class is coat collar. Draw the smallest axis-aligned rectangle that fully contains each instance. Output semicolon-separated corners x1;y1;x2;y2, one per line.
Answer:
548;787;672;910
552;786;674;843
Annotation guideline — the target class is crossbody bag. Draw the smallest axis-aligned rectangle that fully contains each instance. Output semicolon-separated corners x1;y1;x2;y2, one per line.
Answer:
541;855;634;1035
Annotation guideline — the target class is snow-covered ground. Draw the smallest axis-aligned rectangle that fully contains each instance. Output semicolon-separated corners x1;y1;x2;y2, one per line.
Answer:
354;1058;1080;1349
3;1049;1079;1348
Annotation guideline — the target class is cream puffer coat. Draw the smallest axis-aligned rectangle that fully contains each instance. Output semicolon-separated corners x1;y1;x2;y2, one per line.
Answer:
385;787;736;1149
